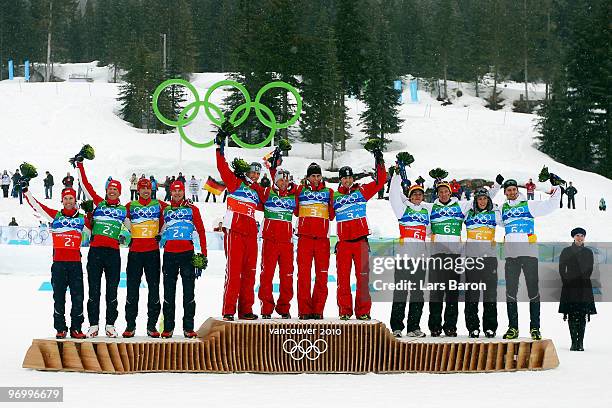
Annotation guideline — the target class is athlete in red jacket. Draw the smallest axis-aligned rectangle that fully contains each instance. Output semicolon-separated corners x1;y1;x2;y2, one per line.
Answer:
333;155;386;320
258;168;298;318
76;160;127;338
294;163;335;319
215;125;266;320
122;178;168;338
24;185;90;339
160;180;207;338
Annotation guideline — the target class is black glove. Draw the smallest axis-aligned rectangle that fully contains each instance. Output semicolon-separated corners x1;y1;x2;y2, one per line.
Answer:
118;235;126;245
18;178;30;190
194;268;203;279
270;147;282;170
496;174;504;185
68;154;84;168
549;173;565;186
154;234;162;242
215;121;235;155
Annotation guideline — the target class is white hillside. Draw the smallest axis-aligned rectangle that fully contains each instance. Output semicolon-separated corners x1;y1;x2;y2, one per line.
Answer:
1;63;611;240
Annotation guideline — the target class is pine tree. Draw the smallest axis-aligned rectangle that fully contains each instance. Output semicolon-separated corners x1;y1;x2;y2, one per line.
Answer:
358;2;403;150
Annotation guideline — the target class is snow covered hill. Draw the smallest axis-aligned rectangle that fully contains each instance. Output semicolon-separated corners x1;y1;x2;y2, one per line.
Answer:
1;62;611;241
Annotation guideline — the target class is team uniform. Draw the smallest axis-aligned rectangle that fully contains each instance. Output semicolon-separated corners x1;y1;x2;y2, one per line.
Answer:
462;189;502;337
216;150;265;319
123;179;168;337
258;172;298;318
388;174;431;335
294;173;335;319
493;183;561;338
77;162;127;337
333;164;386;319
24;189;89;338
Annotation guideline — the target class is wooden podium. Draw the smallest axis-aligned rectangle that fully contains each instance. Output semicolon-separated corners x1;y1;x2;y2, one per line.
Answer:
23;318;559;374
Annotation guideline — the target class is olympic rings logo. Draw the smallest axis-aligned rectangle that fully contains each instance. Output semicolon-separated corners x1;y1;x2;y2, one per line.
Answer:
100;207;124;218
16;228;50;244
505;207;526;217
336;192;359;205
282;338;328;361
304;191;326;201
272;195;293;209
242;189;259;201
133;206;157;218
436;207;458;217
166;208;191;220
408;212;428;223
152;79;302;149
472;213;494;224
57;217;82;228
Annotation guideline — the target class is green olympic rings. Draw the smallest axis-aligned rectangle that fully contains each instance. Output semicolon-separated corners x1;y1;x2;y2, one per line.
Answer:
151;78;302;149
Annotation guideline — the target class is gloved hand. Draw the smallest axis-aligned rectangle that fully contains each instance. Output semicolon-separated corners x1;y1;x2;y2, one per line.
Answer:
18;178;30;191
270;147;282;170
215;121;235;155
154;234;162;242
496;174;504;185
68;154;84;168
372;149;384;166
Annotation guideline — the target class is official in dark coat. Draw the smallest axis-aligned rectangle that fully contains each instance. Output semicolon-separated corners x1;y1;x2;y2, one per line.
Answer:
558;227;597;351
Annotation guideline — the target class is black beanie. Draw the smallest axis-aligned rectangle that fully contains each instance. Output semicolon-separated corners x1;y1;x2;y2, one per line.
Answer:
307;162;322;177
571;227;586;237
339;166;354;179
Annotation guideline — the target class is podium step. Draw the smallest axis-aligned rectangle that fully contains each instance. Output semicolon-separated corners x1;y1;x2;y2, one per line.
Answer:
23;318;559;374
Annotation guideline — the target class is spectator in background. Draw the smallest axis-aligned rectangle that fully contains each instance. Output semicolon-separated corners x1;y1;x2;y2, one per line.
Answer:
599;198;606;211
385;165;396;195
213;221;224;232
163;176;171;201
140;173;146;180
62;172;74;189
11;169;22;197
44;171;54;199
559;185;566;208
450;179;462;199
177;172;186;183
129;173;138;200
12;170;23;204
525;178;536;200
566;182;577;209
463;182;472;200
189;176;200;202
8;217;18;226
1;170;10;198
77;180;84;200
150;175;158;198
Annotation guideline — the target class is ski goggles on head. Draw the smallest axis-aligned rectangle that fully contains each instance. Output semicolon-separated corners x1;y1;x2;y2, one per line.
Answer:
474;187;489;198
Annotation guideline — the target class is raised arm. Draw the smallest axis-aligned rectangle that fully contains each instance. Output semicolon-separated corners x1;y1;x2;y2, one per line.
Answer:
528;185;561;217
215;149;242;193
360;163;387;200
76;161;103;205
23;190;57;222
389;174;409;219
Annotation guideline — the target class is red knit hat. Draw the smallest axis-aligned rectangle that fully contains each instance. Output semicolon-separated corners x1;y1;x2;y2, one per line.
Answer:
61;188;76;200
107;180;122;194
170;180;185;192
137;178;152;190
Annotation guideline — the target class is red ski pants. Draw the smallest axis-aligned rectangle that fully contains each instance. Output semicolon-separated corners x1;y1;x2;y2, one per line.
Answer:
296;236;329;316
336;239;372;316
258;240;294;315
222;229;257;316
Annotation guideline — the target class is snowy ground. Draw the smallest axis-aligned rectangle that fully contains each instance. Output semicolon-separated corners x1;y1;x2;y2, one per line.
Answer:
1;64;611;407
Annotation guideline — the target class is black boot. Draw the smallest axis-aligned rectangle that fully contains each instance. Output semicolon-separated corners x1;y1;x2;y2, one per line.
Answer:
576;314;586;351
568;317;579;351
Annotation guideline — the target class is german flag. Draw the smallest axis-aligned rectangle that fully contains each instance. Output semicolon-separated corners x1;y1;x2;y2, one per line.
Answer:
203;176;226;195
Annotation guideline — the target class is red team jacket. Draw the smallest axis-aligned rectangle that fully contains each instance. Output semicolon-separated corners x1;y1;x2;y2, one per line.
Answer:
124;198;167;253
259;183;299;243
295;181;335;239
162;199;207;256
335;164;386;241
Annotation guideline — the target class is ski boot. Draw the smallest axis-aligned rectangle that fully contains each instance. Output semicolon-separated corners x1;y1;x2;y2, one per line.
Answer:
184;330;197;339
70;329;86;339
339;315;351;321
444;328;457;337
105;325;118;338
392;330;403;338
86;325;99;338
222;314;234;321
357;314;371;321
56;330;67;339
122;328;136;338
261;314;272;320
147;328;160;338
530;328;542;341
161;330;173;339
406;329;426;338
484;330;496;338
310;314;323;320
503;327;519;340
238;313;258;321
430;329;442;337
469;329;480;339
280;313;291;319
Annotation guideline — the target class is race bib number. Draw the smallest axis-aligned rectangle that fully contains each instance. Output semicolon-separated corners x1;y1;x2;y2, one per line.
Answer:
467;228;495;241
52;231;82;249
335;203;366;222
431;221;462;236
92;221;122;240
132;220;159;239
399;225;426;241
299;203;329;219
227;197;256;218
